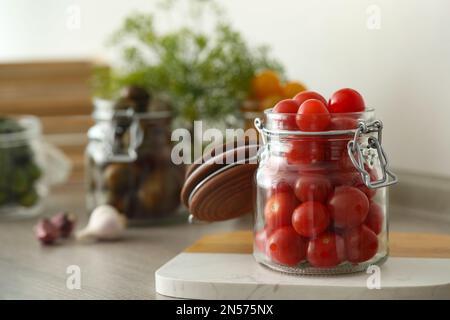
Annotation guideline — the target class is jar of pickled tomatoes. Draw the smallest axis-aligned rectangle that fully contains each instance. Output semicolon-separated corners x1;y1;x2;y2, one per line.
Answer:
253;102;397;274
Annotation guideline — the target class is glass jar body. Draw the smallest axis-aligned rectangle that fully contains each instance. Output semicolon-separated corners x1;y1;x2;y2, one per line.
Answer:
0;117;46;219
253;111;389;274
86;100;184;225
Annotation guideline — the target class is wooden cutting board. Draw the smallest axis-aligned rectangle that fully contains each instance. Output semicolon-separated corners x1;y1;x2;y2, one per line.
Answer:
155;231;450;299
185;230;450;258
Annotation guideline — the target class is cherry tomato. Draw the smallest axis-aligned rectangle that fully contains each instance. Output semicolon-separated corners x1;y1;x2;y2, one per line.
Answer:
344;225;378;263
267;227;307;266
293;91;327;106
294;174;332;203
326;140;349;162
286;139;325;165
264;192;298;231
255;228;270;253
268;180;294;198
324;117;357;161
298;163;330;176
327;186;369;228
329;170;361;187
337;148;356;170
364;202;383;235
292;201;330;238
355;166;378;199
273;99;300;130
296;99;331;132
328;116;358;130
328;88;365;113
307;232;346;267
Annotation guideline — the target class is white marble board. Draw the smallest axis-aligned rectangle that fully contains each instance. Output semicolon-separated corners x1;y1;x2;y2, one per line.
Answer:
155;253;450;299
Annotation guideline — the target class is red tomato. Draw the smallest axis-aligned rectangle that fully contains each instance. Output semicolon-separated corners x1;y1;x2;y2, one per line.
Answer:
326;140;350;162
328;116;358;130
286;139;325;165
327;186;369;228
355;166;378;199
307;232;346;267
292;201;330;238
267;227;306;266
255;228;270;253
293;91;327;106
364;202;384;235
325;117;356;161
269;181;293;197
298;163;330;176
337;148;356;170
294;174;332;203
329;170;361;187
264;192;298;231
328;88;365;113
344;225;379;263
273;98;299;113
273;99;300;130
296;99;331;132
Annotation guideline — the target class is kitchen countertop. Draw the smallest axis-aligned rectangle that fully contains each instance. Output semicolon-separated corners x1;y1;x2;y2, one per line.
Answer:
0;183;449;300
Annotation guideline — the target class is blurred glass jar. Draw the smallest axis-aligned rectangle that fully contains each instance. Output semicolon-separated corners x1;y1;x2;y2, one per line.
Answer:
86;98;184;225
0;116;70;219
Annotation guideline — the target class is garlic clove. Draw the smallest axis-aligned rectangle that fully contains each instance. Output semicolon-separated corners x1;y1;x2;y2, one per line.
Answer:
76;205;127;242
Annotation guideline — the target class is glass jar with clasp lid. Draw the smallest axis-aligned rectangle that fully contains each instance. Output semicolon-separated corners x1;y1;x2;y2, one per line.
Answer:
86;95;184;226
253;108;398;274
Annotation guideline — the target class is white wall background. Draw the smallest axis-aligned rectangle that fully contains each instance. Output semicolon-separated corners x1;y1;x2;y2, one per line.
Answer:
1;0;450;177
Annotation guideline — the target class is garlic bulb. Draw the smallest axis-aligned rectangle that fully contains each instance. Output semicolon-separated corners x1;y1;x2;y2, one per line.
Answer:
76;205;127;241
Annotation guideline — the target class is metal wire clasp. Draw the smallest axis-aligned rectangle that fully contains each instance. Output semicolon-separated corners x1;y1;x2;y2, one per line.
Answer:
106;109;143;163
347;120;398;189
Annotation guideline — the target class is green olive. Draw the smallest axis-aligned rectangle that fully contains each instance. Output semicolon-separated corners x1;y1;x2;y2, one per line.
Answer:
11;170;29;194
26;163;42;181
19;189;38;207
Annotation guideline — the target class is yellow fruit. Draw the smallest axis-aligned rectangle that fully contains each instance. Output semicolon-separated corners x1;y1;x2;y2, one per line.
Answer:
251;70;283;100
260;95;283;111
283;81;307;99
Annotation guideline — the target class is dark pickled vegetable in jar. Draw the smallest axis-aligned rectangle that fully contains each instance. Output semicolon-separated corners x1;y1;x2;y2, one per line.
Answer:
86;90;184;225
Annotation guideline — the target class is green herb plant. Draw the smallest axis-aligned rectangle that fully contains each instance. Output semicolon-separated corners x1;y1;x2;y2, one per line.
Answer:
92;0;283;127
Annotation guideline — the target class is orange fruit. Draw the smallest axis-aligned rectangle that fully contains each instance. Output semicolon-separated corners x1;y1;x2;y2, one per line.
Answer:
251;70;283;100
259;95;284;111
283;81;307;99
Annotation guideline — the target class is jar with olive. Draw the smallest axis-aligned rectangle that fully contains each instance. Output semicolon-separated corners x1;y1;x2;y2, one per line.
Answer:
86;87;184;225
0;116;70;219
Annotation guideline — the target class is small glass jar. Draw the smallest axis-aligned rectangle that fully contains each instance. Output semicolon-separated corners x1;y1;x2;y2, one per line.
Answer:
253;109;397;274
0;116;70;219
86;99;184;225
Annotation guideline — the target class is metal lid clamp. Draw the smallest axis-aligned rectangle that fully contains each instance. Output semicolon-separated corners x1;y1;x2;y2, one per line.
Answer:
105;110;143;163
347;120;398;189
